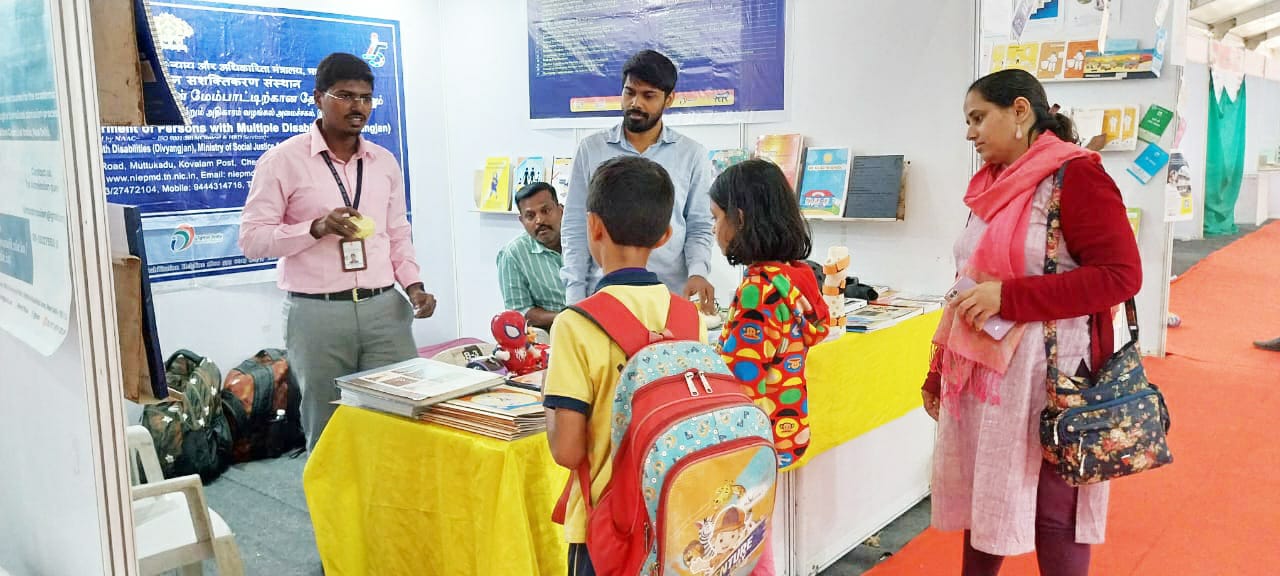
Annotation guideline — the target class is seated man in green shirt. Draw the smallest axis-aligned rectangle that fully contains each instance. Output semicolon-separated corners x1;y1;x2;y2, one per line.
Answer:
496;182;567;331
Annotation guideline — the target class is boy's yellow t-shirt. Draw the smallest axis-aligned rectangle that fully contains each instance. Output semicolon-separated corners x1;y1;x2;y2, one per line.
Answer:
543;282;706;543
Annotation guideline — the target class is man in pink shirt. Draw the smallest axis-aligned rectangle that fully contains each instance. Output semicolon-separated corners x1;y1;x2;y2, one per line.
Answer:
239;53;436;451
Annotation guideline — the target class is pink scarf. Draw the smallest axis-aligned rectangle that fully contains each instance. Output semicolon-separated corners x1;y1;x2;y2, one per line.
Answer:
933;132;1099;407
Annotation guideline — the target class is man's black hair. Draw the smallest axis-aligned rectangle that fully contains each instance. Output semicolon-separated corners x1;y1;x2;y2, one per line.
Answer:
315;53;374;93
621;50;677;95
514;181;558;208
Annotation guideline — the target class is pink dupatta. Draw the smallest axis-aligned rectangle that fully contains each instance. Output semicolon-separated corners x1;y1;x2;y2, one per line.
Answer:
933;132;1100;406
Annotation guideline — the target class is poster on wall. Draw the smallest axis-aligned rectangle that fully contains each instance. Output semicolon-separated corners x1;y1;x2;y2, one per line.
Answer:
1164;151;1194;222
0;0;73;355
526;0;786;123
101;1;407;285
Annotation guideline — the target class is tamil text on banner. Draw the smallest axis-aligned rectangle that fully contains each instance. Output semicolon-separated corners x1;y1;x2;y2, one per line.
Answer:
102;1;407;284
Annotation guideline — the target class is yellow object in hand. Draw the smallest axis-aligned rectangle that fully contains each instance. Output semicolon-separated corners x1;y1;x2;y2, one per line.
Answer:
349;216;375;239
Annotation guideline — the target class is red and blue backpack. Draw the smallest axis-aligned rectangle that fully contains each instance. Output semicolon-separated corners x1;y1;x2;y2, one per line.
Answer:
553;292;778;575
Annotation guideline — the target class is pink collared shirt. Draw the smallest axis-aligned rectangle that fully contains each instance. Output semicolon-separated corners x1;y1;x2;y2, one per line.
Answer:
239;121;422;294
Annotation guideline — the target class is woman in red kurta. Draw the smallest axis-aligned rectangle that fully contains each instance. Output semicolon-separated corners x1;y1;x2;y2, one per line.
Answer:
923;70;1142;576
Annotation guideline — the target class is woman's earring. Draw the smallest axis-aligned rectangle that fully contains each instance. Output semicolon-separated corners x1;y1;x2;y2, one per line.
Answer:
1015;125;1023;140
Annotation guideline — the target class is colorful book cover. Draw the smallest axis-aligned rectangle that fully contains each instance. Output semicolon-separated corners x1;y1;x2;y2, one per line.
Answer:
1084;107;1137;152
1006;43;1041;73
797;147;851;218
478;157;512;212
511;156;546;196
1071;108;1106;147
708;148;749;176
1037;42;1067;79
989;44;1008;74
1127;143;1171;185
550;157;573;205
1122;107;1139;144
1102;109;1122;143
1107;39;1141;52
1084;50;1154;77
1138;105;1174;143
753;134;805;192
447;385;544;417
1064;40;1098;79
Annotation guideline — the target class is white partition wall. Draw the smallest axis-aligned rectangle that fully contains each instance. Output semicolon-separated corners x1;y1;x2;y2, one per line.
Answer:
0;0;134;573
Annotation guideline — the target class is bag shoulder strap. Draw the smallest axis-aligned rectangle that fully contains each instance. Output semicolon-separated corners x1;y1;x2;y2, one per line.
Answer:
569;292;700;357
552;461;595;524
1043;160;1141;386
1043;161;1072;384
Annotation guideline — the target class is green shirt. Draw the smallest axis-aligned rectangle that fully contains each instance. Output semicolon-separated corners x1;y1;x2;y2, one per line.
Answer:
496;233;566;314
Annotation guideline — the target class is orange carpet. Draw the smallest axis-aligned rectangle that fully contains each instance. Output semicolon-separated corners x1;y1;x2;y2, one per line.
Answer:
867;222;1280;575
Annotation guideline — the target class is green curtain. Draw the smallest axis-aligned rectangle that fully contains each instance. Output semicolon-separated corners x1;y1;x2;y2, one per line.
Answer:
1204;75;1247;237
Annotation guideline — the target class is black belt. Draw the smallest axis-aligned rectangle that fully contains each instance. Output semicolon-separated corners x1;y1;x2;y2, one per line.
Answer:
290;285;393;302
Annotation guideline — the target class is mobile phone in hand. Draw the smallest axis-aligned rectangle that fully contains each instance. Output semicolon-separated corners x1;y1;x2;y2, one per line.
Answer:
946;276;1015;340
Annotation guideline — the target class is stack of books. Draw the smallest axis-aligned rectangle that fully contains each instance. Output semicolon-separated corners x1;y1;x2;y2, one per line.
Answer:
336;357;504;418
846;304;926;333
872;292;945;313
420;385;547;441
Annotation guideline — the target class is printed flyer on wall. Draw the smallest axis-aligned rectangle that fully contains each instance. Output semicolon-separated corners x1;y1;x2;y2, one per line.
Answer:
0;0;72;355
1164;152;1193;222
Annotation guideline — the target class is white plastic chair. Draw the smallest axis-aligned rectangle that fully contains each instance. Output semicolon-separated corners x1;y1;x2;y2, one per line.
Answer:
126;425;244;575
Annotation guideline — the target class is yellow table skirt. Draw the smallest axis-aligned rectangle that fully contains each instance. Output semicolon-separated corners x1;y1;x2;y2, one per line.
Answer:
793;310;941;469
303;406;570;575
303;311;940;574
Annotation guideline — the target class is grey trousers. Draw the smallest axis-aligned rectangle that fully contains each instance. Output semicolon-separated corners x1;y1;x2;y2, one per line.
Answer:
284;289;418;452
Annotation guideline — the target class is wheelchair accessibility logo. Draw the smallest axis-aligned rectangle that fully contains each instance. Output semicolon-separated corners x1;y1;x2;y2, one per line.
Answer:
362;32;388;68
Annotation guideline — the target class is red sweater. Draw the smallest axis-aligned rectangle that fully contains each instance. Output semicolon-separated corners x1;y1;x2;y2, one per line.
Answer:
924;160;1142;394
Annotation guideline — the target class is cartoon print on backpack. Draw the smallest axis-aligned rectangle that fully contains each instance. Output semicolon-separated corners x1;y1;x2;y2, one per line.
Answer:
664;448;777;576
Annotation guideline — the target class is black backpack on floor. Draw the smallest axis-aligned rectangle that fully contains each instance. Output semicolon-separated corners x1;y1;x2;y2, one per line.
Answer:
141;350;232;482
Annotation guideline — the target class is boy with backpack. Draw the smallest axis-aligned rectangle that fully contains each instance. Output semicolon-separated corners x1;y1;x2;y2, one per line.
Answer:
544;156;778;576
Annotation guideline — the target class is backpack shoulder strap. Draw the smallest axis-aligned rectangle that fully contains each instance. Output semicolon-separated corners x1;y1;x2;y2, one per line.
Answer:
570;293;702;357
568;292;653;357
664;296;700;342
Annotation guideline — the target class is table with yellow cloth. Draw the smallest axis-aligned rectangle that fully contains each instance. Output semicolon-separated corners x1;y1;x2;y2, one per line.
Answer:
793;310;940;469
303;311;940;575
304;408;570;575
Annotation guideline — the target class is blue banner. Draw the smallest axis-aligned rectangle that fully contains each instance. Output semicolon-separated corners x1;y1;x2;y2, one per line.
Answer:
102;1;407;282
527;0;786;120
